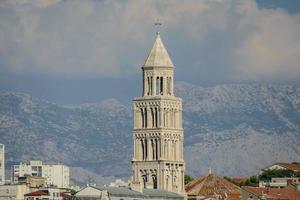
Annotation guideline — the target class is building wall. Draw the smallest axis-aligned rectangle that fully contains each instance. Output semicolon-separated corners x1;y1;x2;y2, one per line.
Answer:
0;184;29;200
12;161;69;188
43;165;70;188
0;144;4;185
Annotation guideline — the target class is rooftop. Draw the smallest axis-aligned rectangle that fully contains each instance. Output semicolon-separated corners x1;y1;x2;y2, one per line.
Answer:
93;186;184;199
25;190;49;196
276;163;300;172
185;172;241;200
242;186;300;200
143;33;174;68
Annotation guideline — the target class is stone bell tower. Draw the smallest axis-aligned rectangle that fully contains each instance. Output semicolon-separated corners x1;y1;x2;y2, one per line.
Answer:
131;32;185;194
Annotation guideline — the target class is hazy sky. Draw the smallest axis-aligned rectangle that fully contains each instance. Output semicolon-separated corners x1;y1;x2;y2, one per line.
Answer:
0;0;300;103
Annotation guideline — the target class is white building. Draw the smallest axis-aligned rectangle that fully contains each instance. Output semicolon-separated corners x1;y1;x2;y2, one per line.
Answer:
259;177;300;188
0;184;29;200
0;144;4;185
12;160;69;188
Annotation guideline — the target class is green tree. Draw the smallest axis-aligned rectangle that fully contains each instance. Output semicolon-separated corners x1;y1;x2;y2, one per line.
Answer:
223;176;239;186
259;169;294;181
185;175;194;185
239;176;259;187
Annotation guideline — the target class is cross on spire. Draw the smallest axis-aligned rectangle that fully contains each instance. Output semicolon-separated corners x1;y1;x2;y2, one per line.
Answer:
154;19;162;35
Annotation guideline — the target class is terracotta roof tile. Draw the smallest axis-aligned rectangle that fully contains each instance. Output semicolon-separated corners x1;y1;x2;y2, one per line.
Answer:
242;186;300;200
25;190;49;196
277;163;300;172
186;173;241;199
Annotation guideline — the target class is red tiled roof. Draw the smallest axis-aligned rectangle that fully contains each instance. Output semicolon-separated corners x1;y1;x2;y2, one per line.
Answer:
25;190;49;196
60;192;70;198
186;173;241;199
277;163;300;172
242;186;300;200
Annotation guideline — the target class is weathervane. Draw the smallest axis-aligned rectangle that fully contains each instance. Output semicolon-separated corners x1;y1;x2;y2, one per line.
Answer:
154;19;162;35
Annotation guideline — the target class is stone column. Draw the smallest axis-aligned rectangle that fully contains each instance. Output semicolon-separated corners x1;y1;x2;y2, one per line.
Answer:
170;77;174;96
137;109;141;129
133;137;136;160
181;170;184;192
181;138;183;160
179;110;182;128
135;109;138;129
160;138;164;159
174;110;178;129
143;74;147;96
151;139;154;160
157;139;160;160
147;107;151;129
165;140;168;159
135;139;139;160
163;76;167;95
159;108;163;128
147;138;151;161
172;140;175;160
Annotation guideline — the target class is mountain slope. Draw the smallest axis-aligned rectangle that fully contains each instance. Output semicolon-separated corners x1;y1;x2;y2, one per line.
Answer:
0;82;299;185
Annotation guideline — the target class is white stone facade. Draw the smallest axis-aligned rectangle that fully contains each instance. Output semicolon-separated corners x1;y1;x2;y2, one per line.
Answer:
0;184;29;200
12;160;69;188
131;33;185;194
0;144;4;185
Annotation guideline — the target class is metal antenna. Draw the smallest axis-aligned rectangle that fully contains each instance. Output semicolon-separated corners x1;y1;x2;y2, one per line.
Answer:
154;19;162;35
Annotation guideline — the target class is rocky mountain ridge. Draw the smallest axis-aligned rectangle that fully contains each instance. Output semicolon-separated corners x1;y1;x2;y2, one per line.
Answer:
0;82;299;185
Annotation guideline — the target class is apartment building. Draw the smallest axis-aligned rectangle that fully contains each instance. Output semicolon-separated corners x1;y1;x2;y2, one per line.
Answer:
12;160;69;188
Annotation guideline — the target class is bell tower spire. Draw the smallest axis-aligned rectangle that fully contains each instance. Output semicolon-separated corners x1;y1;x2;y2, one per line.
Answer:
132;32;185;195
142;34;174;97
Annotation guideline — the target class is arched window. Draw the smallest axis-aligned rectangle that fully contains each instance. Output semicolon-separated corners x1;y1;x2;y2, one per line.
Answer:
140;108;144;128
160;77;163;94
145;139;148;160
147;77;150;95
151;108;155;128
144;108;147;128
141;139;145;160
156;77;160;95
152;175;157;189
142;174;147;188
155;139;158;160
152;139;155;160
150;76;153;95
155;107;158;128
167;77;170;95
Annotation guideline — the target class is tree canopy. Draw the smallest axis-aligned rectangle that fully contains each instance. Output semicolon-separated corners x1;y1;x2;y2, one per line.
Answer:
259;169;299;181
185;175;194;185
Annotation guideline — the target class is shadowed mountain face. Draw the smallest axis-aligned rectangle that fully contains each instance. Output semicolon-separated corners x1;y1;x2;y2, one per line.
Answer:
1;82;300;185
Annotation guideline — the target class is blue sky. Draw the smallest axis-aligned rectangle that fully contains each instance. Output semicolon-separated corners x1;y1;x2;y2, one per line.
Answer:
0;0;300;104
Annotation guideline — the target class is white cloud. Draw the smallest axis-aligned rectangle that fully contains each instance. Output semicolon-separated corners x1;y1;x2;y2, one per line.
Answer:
232;1;300;81
0;0;299;81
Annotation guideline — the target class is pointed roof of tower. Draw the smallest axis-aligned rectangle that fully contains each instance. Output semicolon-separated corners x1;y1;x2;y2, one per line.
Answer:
144;33;174;68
